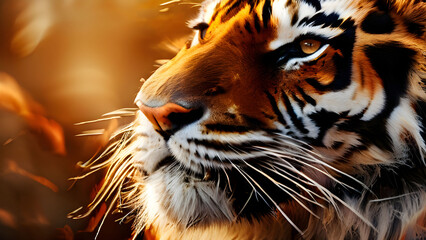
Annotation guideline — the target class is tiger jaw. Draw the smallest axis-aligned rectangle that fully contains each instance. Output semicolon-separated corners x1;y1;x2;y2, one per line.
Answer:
135;112;238;226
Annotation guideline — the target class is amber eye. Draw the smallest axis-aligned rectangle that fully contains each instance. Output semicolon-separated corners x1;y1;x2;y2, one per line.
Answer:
300;39;322;54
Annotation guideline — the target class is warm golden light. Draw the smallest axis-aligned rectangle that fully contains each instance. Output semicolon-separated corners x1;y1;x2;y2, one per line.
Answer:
0;0;198;239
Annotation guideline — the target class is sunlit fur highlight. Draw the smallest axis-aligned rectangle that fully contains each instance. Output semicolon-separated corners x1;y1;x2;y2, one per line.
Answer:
72;0;426;239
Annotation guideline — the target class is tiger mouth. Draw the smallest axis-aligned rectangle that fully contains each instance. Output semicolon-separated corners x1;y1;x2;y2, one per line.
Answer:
151;156;216;182
146;149;302;219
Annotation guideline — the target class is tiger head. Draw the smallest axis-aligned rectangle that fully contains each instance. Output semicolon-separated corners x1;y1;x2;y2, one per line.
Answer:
76;0;426;239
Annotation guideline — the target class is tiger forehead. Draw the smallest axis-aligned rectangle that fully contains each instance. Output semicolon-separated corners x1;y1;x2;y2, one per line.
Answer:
202;0;356;25
199;0;358;48
207;0;272;25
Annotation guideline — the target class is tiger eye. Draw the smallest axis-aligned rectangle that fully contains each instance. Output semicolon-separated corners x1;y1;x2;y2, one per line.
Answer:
300;39;322;54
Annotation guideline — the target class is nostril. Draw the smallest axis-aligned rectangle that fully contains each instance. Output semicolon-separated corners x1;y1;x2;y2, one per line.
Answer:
137;101;204;135
167;107;204;130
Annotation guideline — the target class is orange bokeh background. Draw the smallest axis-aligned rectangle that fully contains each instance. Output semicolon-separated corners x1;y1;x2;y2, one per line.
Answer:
0;1;198;239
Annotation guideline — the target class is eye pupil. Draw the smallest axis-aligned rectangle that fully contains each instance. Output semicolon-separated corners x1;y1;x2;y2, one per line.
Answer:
300;39;321;54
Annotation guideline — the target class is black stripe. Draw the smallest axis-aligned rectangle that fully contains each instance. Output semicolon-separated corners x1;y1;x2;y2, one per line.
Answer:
337;115;392;152
262;111;275;120
305;78;327;91
281;90;309;134
222;0;244;22
224;112;236;119
340;18;355;30
265;91;288;126
292;93;305;108
253;13;261;32
225;0;242;14
240;114;264;127
290;10;299;26
299;12;342;28
404;19;424;38
331;141;344;149
308;110;344;146
262;0;272;28
364;42;416;118
298;12;355;30
361;11;395;34
244;20;253;33
296;86;317;106
209;2;222;23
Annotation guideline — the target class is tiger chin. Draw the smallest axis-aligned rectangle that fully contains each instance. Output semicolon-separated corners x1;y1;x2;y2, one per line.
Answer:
73;0;426;239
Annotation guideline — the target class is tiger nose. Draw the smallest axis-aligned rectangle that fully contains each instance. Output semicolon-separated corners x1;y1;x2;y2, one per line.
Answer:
136;101;203;133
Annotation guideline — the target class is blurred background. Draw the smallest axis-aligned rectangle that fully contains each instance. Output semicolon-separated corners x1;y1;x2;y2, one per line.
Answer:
0;0;198;239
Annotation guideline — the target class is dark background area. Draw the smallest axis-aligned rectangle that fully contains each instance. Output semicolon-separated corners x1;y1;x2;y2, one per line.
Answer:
0;0;198;239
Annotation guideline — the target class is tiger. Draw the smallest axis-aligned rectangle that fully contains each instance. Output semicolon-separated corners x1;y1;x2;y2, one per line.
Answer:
71;0;426;239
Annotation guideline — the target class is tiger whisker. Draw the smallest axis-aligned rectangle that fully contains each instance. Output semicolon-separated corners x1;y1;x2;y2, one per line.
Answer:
75;130;105;136
221;165;232;192
269;137;369;190
369;192;417;203
242;160;320;218
260;162;327;208
226;160;268;207
82;141;126;170
269;157;377;231
250;147;335;188
74;116;121;126
108;124;136;140
78;128;134;169
258;153;319;187
70;131;138;219
227;144;323;216
228;143;339;213
101;108;138;117
68;168;104;181
237;189;254;217
238;166;304;235
258;146;361;192
94;193;120;240
225;145;305;229
266;161;330;203
179;2;202;7
117;207;137;224
85;167;134;216
119;183;143;207
265;159;340;212
160;0;180;6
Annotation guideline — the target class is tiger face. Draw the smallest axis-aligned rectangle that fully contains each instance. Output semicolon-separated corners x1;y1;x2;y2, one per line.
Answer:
75;0;426;239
